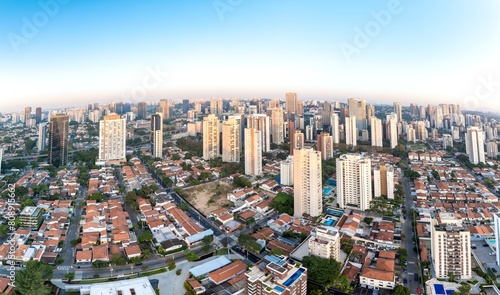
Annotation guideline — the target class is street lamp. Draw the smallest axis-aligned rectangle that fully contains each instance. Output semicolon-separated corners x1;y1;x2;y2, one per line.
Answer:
131;265;134;275
109;263;113;278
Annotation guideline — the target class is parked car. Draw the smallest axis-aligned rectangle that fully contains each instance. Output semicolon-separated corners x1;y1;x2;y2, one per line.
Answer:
489;252;495;256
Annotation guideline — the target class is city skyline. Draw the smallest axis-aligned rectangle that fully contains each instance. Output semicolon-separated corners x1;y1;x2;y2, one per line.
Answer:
1;0;500;112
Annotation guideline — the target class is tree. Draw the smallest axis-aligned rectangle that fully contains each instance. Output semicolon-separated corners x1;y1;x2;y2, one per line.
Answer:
65;272;75;280
404;170;420;181
138;231;153;243
201;235;214;252
393;285;410;295
184;250;200;262
16;261;53;295
233;176;252;188
88;192;106;202
302;255;341;287
171;153;181;160
270;192;294;215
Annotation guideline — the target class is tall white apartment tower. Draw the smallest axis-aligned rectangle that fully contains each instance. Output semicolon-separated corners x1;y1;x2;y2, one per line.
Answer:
337;154;372;211
331;113;340;144
271;107;285;144
98;114;127;163
38;123;47;151
222;117;240;163
387;113;398;149
370;117;383;147
345;116;357;146
247;114;271;152
280;155;294;186
465;126;485;164
293;148;322;218
151;113;163;159
203;114;220;160
431;213;472;280
393;102;402;122
244;128;262;176
374;165;394;199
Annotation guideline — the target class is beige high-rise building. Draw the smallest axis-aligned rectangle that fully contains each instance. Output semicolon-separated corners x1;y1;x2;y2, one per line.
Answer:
159;99;172;120
431;213;472;280
203;114;220;160
407;127;416;143
370;117;383;147
345;116;357;146
387;113;398;149
317;132;333;160
393;102;402;122
290;130;304;155
331;113;340;144
222;117;240;163
308;226;341;261
337;154;372;211
210;98;224;116
151;113;163;158
417;121;428;141
280;155;294;186
293;148;322;218
271;107;285;144
98;114;126;163
296;101;304;116
487;141;498;158
374;165;394;199
244;128;262;176
367;104;375;125
285;92;297;114
348;98;367;131
465;126;485;164
25;106;32;125
247;114;271;152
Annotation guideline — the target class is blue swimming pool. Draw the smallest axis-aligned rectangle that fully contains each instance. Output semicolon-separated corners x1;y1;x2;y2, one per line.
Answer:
283;268;305;287
274;286;285;292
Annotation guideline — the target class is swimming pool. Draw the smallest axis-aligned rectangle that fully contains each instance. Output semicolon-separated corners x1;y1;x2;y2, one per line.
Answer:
283;268;305;287
274;286;285;292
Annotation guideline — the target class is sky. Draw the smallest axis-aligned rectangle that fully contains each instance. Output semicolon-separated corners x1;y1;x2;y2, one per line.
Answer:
1;0;500;113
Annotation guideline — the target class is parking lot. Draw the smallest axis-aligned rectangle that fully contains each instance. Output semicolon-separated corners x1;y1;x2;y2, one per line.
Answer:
472;242;499;274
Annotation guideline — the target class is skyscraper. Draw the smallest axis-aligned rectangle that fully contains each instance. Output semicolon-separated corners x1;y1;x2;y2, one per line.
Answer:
387;113;398;149
370;117;383;147
431;213;471;280
24;106;32;125
210;98;224;116
393;102;402;122
151;113;163;158
417;121;428;141
345;116;357;146
407;127;416;143
98;114;127;163
35;107;42;124
280;156;294;186
247;114;271;152
48;114;69;167
317;132;333;160
285;92;297;114
137;102;147;119
244;128;262;176
348;98;367;131
203;114;220;160
37;123;47;151
182;99;190;113
290;130;304;155
331;113;340;144
271;106;285;144
337;154;372;211
159;99;172;120
222;117;240;163
465;126;485;164
374;165;394;199
293;147;322;218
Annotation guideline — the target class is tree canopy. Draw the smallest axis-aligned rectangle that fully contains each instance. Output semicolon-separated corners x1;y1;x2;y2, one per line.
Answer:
16;261;54;295
270;192;294;215
302;255;341;287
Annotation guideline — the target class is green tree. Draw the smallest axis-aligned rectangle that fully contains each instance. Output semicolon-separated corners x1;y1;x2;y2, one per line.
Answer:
270;192;294;215
184;250;200;262
233;176;252;188
65;272;75;280
302;255;341;287
138;231;153;243
201;235;214;252
16;261;54;295
393;285;411;295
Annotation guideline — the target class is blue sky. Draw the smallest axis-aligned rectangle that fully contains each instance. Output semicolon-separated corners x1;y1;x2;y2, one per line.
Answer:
1;0;500;112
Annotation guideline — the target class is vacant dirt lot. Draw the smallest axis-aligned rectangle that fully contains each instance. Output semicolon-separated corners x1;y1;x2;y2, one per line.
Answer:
183;180;236;215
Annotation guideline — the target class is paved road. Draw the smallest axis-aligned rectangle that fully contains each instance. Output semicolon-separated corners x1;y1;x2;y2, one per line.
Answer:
402;176;422;295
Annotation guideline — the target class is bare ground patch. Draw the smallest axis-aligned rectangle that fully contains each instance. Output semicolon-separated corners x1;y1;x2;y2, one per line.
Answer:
183;180;236;215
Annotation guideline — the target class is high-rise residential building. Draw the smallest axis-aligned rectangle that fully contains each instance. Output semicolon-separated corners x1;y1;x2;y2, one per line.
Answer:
317;132;333;160
293;148;322;218
245;260;308;295
431;213;472;280
410;103;419;118
465;126;485;164
151;113;163;158
308;226;341;261
182;99;190;113
137;102;147;119
419;106;426;119
244;128;262;176
35;107;42;124
348;98;367;131
331;113;340;144
285;92;297;114
37;123;47;151
290;130;304;155
247;114;271;152
159;99;172;120
98;114;126;163
345;116;357;146
203;114;220;160
435;105;444;129
48;114;69;167
374;165;394;199
249;98;262;113
210;98;224;116
222;117;240;163
280;156;294;186
387;113;398;149
337;153;372;211
370;117;383;147
271;107;285;144
393;102;402;122
417;121;428;141
407;127;416;143
487;141;498;159
442;134;453;149
24;106;32;125
296;101;304;116
367;105;375;126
